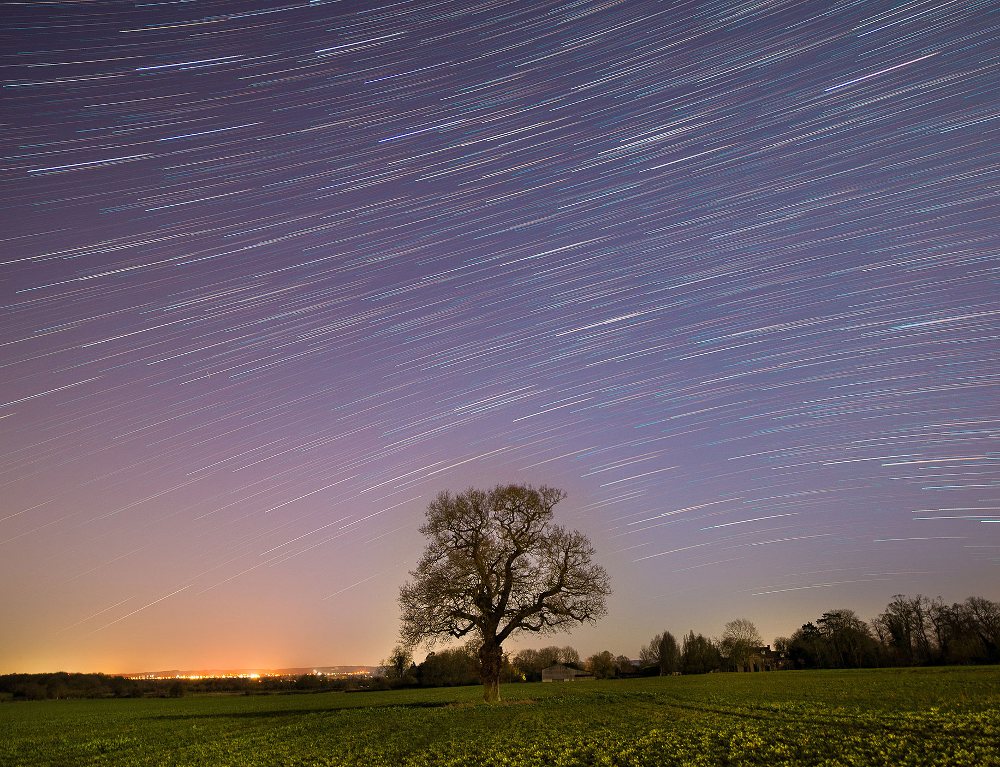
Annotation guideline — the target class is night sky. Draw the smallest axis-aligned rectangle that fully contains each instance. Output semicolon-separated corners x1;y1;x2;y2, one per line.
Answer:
2;0;997;674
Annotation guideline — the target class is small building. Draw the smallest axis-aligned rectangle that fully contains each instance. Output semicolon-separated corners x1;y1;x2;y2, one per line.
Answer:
737;645;785;672
541;664;593;682
758;645;789;671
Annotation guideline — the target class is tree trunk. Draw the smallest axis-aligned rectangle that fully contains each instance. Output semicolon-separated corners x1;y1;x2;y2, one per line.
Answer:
479;640;503;703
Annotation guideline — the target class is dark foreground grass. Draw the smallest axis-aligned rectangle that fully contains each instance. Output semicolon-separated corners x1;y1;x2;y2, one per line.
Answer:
2;667;998;766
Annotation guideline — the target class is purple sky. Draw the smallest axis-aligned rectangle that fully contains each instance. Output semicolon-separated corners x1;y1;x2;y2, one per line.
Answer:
1;0;997;674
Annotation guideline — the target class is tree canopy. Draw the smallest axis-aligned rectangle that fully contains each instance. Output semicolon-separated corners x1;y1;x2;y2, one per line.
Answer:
399;484;610;701
640;631;681;675
720;619;763;672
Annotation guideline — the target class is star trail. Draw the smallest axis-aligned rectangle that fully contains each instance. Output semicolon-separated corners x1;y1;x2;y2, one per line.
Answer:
1;0;997;673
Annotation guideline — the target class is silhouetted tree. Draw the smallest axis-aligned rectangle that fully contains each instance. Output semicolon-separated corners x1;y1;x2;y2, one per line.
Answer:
640;631;681;675
721;619;763;672
587;650;617;679
817;609;879;668
788;622;826;668
788;610;879;668
418;647;480;687
893;595;1000;665
399;484;610;702
873;595;936;665
639;636;659;668
614;654;635;676
681;631;721;674
660;632;681;675
959;596;1000;662
559;645;582;666
381;645;415;685
512;648;544;680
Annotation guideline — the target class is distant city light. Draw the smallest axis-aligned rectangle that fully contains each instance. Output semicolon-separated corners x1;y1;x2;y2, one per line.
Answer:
125;667;376;681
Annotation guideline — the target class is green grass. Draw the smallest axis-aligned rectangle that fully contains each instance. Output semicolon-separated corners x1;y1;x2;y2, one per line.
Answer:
2;667;998;766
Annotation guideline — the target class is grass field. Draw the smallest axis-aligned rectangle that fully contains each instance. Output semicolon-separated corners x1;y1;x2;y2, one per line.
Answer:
2;667;998;766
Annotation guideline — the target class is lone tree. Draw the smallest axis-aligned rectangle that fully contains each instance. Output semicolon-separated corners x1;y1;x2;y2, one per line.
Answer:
399;484;611;702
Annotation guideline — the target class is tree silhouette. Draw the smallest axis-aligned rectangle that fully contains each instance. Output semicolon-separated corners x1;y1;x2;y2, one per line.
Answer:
640;630;681;675
721;619;763;672
399;484;610;702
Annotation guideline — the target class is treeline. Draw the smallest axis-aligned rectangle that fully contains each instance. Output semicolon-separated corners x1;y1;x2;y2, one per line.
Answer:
2;673;156;701
782;595;1000;669
0;672;389;701
380;593;1000;686
382;643;640;687
636;594;1000;675
381;643;507;688
6;594;996;700
378;635;724;688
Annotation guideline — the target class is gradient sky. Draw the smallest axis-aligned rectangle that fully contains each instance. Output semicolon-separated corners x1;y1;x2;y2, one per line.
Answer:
2;0;997;675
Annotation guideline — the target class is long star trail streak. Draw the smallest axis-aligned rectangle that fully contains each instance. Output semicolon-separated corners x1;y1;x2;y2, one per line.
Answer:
0;0;996;673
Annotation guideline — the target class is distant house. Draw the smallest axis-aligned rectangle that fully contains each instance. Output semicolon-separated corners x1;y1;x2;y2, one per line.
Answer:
737;646;785;672
541;664;594;682
758;645;789;671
